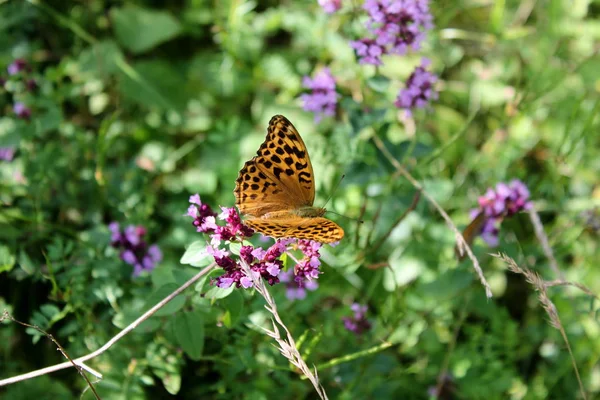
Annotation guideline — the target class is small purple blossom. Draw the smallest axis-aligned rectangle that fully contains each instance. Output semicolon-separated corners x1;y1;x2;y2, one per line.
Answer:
350;39;386;65
0;147;15;162
470;179;533;246
351;0;433;65
7;59;28;76
319;0;342;14
109;222;163;276
26;79;37;91
394;58;438;115
186;194;332;294
13;102;31;120
343;303;372;335
301;68;340;123
280;269;319;300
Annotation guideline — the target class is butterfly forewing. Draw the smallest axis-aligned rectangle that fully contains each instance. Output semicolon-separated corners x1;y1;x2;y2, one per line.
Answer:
234;115;344;244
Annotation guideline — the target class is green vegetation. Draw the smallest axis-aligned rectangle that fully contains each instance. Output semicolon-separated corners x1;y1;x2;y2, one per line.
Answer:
1;1;598;399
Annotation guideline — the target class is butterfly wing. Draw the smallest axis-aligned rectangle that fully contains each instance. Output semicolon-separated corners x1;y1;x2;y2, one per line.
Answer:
234;115;316;218
244;216;344;243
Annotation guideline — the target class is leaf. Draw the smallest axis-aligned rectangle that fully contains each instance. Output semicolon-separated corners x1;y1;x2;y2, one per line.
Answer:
18;250;35;275
180;241;213;267
367;75;391;93
204;285;234;300
111;6;182;54
0;245;15;273
219;290;244;328
384;252;425;291
416;269;474;301
78;40;123;76
117;60;188;110
173;310;204;360
145;284;186;317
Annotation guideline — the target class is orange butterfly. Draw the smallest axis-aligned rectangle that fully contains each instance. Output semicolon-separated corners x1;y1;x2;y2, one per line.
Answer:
234;115;344;243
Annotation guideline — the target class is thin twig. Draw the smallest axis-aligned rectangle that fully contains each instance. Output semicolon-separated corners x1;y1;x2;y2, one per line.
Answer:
544;280;600;301
238;259;329;400
315;341;394;370
371;133;492;298
354;197;368;248
369;190;421;255
365;201;383;248
529;209;564;280
2;312;101;399
0;263;217;387
493;253;587;399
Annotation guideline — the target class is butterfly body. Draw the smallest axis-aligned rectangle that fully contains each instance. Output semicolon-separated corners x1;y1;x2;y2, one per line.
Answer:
234;115;344;243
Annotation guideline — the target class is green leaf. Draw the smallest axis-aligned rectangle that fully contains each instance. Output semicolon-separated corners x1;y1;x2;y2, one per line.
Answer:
145;284;186;317
204;284;234;300
117;60;187;110
218;290;244;328
111;6;182;54
180;241;212;267
366;75;391;93
173;310;204;360
416;269;474;301
0;245;15;273
384;252;425;291
78;40;123;76
18;250;35;275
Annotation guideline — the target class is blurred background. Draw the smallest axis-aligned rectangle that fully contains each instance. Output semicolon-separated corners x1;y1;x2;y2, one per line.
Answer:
1;0;599;398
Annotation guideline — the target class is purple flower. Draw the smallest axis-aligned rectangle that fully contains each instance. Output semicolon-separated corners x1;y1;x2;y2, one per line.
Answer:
280;269;319;300
186;194;220;234
352;0;433;65
394;58;438;115
301;68;340;123
470;179;532;246
186;193;334;293
109;222;162;276
7;59;28;76
319;0;342;14
13;102;31;120
0;147;15;162
26;79;37;91
350;39;386;65
343;303;371;335
121;249;137;265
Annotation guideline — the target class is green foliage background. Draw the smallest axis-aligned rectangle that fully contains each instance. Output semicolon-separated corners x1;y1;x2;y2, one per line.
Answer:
1;0;599;399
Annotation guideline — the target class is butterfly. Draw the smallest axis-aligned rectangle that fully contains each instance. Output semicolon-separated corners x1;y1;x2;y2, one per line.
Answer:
234;115;344;243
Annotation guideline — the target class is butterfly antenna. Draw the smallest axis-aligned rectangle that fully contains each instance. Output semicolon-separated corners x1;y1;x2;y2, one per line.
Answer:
323;174;364;223
323;174;346;209
327;210;365;224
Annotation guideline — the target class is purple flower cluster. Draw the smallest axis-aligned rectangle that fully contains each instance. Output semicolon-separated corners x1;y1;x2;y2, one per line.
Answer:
13;102;31;120
394;58;438;115
0;147;15;162
470;180;532;246
300;68;340;123
351;0;433;65
186;194;253;244
319;0;342;14
343;303;372;335
109;222;163;276
2;58;36;121
185;194;327;293
7;59;30;76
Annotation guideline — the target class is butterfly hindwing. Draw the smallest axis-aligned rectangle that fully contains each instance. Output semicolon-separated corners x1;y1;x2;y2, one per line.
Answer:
244;216;344;244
